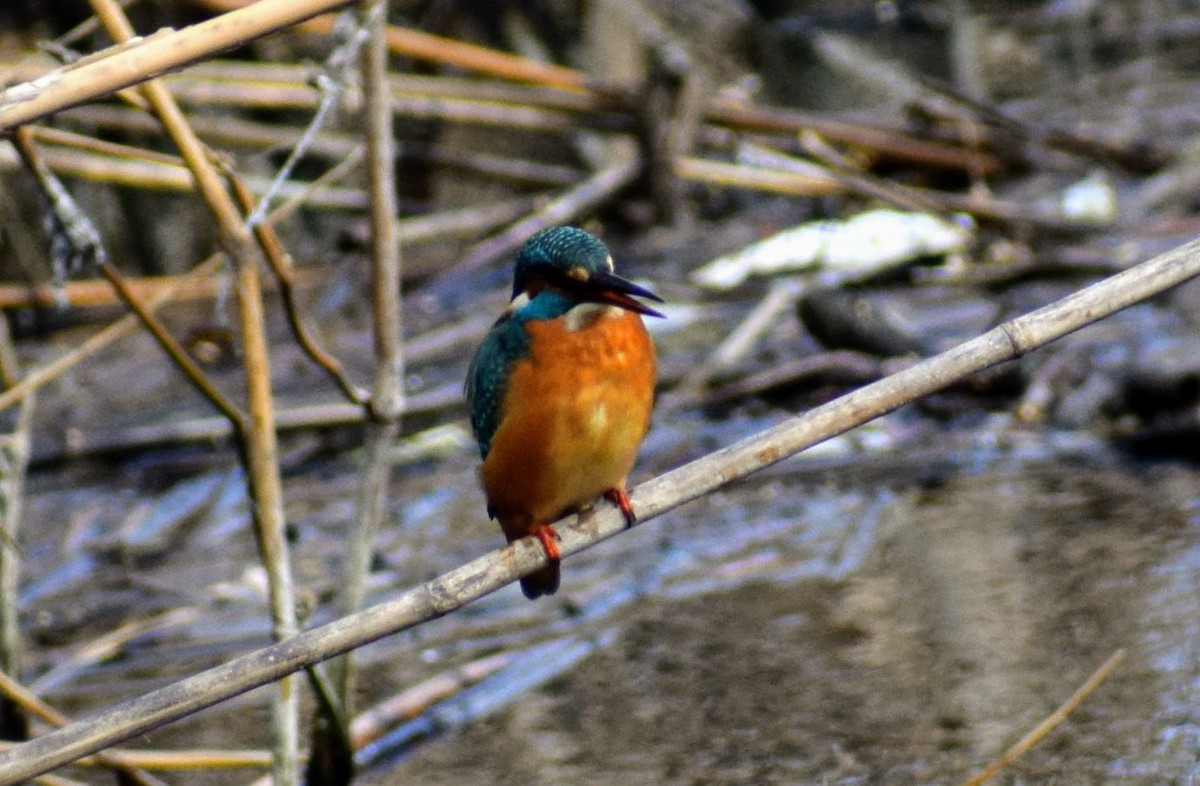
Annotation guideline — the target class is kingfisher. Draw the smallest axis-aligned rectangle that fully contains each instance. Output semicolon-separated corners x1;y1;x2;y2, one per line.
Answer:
466;226;663;599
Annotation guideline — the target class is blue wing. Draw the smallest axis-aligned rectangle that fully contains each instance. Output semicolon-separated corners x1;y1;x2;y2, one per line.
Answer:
465;316;530;459
466;292;574;458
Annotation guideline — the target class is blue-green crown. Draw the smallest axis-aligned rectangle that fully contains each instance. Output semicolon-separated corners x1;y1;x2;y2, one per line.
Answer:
511;226;611;298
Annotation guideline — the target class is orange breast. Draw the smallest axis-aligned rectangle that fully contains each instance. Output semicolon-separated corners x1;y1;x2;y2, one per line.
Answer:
480;307;656;540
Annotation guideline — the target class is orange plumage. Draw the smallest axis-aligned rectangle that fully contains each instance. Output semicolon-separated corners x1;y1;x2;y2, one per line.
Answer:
481;307;655;533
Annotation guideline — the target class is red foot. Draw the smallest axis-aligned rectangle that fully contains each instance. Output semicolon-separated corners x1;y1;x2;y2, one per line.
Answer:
530;524;561;563
604;488;637;527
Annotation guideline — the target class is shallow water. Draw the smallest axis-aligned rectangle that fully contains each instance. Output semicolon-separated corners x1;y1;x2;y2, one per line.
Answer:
16;417;1200;784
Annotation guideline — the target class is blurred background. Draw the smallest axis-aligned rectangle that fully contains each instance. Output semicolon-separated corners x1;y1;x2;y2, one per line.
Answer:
2;0;1200;783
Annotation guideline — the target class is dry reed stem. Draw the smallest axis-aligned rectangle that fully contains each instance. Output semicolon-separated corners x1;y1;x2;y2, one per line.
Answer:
0;143;367;210
359;0;404;426
19;129;245;421
705;98;1003;173
330;0;404;722
347;651;510;748
429;151;641;293
228;176;368;405
30;609;203;696
0;742;270;771
0;671;167;786
9;128;243;427
2;17;994;177
28;124;184;167
0;146;363;421
177;3;998;174
1;230;1198;784
961;649;1127;785
669;279;802;403
795;132;952;215
86;0;301;779
32;773;86;786
674;155;844;197
0;317;30;767
0;268;324;310
28;385;457;464
0;257;223;417
99;263;246;424
193;0;590;91
0;0;357;131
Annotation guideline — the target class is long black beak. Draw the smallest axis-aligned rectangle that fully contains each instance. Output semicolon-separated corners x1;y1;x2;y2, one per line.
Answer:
577;269;666;318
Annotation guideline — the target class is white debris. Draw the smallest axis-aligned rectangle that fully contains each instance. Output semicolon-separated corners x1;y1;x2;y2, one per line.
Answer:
692;209;974;290
1059;171;1117;224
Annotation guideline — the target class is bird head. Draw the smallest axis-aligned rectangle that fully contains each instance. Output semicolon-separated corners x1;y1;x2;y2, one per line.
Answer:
511;227;664;318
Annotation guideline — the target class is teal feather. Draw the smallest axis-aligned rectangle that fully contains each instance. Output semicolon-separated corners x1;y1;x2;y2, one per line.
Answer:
466;290;576;459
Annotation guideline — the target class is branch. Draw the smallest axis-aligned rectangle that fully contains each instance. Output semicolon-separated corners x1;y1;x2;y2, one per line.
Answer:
0;233;1198;783
0;0;356;132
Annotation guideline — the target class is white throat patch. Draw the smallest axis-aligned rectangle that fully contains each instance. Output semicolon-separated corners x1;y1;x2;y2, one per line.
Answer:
505;291;531;316
565;302;621;331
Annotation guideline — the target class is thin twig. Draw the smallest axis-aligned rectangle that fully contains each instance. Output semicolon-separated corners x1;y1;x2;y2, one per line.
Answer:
228;175;368;405
2;231;1199;784
426;151;641;295
0;741;270;771
961;649;1127;786
192;0;591;91
0;146;364;420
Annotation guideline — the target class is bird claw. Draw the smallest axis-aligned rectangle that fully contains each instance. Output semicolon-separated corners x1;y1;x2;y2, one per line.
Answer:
530;524;561;562
604;488;637;527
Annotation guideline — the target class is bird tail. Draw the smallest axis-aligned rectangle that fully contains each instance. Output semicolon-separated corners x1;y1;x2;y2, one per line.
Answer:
520;563;560;599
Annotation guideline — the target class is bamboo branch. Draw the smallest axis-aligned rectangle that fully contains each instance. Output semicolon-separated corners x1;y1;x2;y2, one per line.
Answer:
1;230;1198;784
